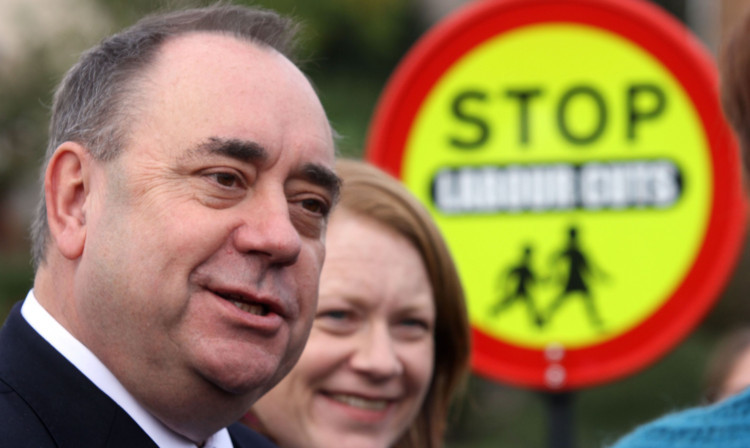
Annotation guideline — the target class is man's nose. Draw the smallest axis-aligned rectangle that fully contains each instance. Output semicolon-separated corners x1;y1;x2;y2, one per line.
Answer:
232;189;302;266
350;323;404;380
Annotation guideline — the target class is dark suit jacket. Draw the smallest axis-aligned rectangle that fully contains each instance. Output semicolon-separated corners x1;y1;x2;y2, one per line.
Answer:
0;302;276;447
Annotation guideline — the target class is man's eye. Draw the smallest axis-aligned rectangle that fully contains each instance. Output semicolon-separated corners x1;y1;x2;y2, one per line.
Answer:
210;172;241;188
301;198;329;215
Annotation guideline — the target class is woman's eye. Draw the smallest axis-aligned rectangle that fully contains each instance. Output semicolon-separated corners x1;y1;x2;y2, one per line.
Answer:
401;318;429;330
316;308;358;334
321;310;349;320
394;317;433;340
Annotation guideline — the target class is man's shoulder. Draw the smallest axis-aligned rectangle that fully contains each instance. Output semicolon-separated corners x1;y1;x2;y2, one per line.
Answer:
0;304;62;446
227;422;278;448
0;377;56;446
609;390;750;448
0;315;73;447
0;303;157;447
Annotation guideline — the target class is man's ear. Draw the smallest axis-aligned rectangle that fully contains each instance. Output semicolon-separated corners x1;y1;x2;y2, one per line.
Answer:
45;142;94;260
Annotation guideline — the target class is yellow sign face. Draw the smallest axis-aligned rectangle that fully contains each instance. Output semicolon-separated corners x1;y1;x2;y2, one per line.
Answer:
401;24;711;349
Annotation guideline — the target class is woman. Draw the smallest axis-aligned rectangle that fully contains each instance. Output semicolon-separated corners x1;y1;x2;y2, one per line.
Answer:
608;8;750;448
703;328;750;404
243;159;471;448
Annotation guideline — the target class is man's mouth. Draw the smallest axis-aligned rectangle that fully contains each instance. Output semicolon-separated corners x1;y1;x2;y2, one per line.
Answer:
328;393;389;411
217;292;269;316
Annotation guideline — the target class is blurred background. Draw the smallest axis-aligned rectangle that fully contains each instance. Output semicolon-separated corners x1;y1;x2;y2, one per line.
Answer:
1;0;749;446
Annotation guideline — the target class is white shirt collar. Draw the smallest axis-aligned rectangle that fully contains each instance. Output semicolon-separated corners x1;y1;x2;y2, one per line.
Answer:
21;290;234;448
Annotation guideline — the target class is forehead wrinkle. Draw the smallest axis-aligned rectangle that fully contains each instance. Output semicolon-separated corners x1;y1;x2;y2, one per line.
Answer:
322;288;432;318
321;292;371;313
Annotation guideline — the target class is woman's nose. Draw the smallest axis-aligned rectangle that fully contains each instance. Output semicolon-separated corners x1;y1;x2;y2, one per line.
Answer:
349;323;404;380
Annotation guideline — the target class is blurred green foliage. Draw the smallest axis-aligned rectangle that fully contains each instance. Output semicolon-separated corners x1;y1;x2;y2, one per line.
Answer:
88;0;426;157
0;1;748;447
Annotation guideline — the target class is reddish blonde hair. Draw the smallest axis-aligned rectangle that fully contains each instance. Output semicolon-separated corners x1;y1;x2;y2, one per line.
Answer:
721;7;750;173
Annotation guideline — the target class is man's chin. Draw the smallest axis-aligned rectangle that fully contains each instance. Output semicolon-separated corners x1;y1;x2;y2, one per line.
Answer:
207;371;272;398
200;359;286;402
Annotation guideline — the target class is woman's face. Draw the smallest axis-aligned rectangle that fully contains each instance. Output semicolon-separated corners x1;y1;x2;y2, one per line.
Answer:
719;346;750;401
249;210;436;448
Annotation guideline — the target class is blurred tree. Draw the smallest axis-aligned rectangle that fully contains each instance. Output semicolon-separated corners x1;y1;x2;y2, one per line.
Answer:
0;0;113;306
245;0;424;156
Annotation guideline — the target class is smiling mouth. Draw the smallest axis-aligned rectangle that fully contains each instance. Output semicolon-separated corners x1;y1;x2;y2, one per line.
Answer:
217;292;269;316
329;394;389;411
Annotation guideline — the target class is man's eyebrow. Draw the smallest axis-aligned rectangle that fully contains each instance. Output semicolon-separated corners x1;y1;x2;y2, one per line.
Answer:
189;137;268;163
299;163;342;204
188;137;340;201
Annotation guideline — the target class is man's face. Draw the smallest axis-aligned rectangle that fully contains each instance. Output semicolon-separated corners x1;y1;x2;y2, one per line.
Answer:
72;33;337;427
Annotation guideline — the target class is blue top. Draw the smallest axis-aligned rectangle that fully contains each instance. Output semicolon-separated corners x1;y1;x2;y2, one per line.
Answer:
609;388;750;448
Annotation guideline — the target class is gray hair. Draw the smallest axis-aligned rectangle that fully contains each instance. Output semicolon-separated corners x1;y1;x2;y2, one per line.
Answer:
30;4;300;269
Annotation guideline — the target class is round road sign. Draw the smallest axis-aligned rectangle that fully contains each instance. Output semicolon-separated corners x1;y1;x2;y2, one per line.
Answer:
365;0;747;390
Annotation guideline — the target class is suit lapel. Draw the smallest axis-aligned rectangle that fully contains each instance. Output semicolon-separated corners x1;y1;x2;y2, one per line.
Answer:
227;422;277;448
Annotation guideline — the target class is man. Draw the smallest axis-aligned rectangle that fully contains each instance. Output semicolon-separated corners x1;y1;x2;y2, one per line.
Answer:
0;4;340;447
608;8;750;448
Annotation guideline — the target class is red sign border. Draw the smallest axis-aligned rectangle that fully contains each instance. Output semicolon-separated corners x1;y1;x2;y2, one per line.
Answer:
365;0;748;390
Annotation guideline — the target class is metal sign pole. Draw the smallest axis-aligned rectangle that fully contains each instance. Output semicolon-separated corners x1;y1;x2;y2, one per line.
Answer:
545;391;575;448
